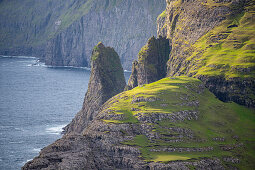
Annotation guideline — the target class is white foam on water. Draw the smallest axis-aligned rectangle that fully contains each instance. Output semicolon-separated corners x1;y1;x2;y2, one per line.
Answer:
32;148;41;153
14;127;24;131
20;159;33;166
45;65;91;71
9;141;23;144
45;125;66;135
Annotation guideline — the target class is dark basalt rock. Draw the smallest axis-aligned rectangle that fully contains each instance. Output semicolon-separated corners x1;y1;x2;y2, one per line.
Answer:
64;42;126;134
197;75;255;108
126;36;170;90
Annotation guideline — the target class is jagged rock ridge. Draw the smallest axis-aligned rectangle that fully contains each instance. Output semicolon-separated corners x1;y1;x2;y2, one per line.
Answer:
126;36;170;90
64;42;126;134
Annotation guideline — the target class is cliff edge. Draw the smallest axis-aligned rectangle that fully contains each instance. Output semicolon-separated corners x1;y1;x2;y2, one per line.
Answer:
157;0;255;107
23;77;255;169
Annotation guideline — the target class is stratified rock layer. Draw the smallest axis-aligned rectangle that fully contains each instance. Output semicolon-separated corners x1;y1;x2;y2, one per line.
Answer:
126;36;170;90
23;77;255;169
157;0;255;107
64;42;126;134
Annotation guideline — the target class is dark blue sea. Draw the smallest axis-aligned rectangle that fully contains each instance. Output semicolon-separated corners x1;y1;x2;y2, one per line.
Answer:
0;56;131;170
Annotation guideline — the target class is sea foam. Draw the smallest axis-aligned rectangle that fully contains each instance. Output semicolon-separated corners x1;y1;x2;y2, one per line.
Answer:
45;125;66;135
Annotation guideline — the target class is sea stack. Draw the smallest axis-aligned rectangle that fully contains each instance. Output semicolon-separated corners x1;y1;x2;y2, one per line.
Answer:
126;36;170;90
64;42;126;134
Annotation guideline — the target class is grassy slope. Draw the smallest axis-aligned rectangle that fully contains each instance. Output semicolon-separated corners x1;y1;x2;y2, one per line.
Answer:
101;76;255;169
183;2;255;79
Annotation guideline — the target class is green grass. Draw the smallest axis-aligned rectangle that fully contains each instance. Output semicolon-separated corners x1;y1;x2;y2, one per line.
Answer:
157;10;166;20
101;76;255;168
153;155;190;162
185;6;255;79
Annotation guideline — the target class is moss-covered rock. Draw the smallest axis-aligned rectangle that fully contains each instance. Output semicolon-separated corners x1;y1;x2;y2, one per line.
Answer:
23;76;255;169
157;0;255;107
64;42;126;134
126;36;170;90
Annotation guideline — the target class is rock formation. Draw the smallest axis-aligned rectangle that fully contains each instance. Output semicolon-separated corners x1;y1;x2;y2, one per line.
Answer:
157;0;255;107
22;1;255;169
23;77;255;169
64;42;126;134
126;36;170;90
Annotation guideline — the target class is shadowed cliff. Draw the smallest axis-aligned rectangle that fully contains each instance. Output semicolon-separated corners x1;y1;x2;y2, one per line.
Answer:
64;42;126;134
126;36;170;90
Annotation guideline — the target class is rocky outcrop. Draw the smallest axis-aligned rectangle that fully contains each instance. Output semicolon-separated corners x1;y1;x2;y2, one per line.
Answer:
157;0;255;107
64;42;126;134
23;77;255;169
126;36;170;90
198;75;255;107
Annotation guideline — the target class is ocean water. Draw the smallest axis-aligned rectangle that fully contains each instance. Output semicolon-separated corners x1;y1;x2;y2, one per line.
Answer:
0;56;131;170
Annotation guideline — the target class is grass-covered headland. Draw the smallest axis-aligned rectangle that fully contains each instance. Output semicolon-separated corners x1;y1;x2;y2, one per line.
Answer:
102;76;255;169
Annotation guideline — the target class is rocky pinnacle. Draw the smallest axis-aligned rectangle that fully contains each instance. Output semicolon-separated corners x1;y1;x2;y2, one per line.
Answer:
64;42;126;134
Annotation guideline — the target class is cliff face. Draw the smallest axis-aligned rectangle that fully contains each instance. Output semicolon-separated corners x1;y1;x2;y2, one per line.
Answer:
22;1;255;169
0;0;165;69
157;0;255;107
23;77;255;169
126;36;170;90
44;0;166;70
64;42;126;134
0;0;79;57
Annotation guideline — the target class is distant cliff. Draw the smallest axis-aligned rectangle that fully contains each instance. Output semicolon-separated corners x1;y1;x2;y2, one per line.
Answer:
0;0;78;57
0;0;166;70
44;0;166;70
64;42;126;134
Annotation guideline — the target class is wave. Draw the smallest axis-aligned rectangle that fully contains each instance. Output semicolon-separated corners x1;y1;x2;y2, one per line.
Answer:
0;55;37;59
45;65;91;71
27;61;46;67
124;70;131;73
9;141;24;144
14;127;24;131
27;61;91;71
32;148;41;153
45;124;66;135
20;159;32;166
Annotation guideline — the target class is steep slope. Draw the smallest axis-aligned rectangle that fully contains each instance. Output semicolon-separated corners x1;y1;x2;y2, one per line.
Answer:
0;0;78;56
0;0;166;70
45;0;166;70
126;36;170;90
64;42;126;134
23;77;255;169
157;0;255;107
